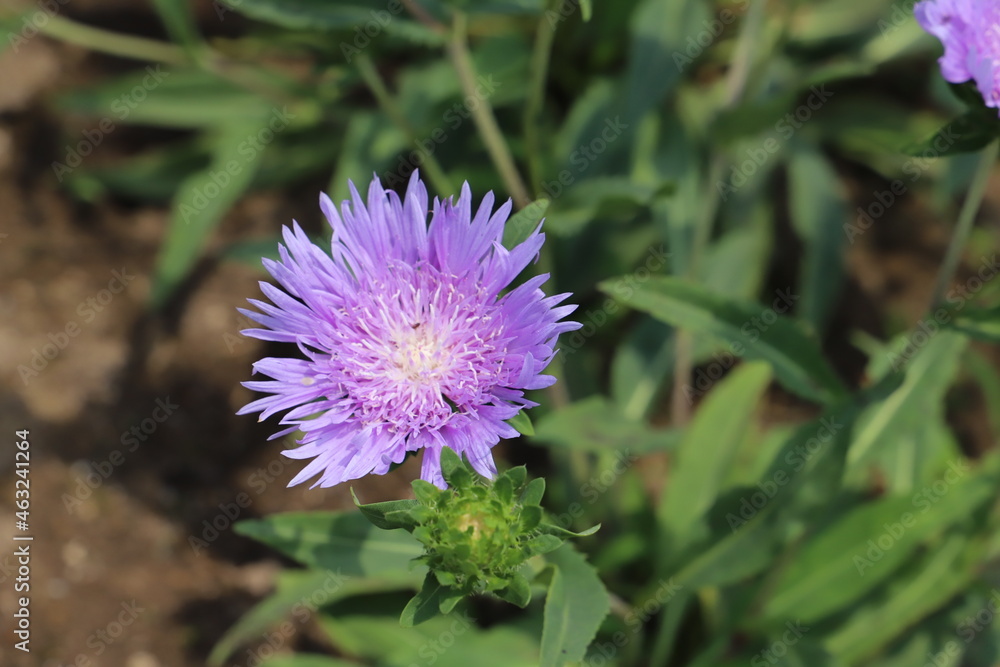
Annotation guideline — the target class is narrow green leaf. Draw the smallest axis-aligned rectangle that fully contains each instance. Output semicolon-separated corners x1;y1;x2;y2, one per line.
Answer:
759;458;997;625
352;490;420;532
520;477;545;506
540;545;610;667
534;395;677;454
234;512;424;578
400;572;446;627
659;362;772;549
151;117;268;307
601;276;846;404
788;144;847;333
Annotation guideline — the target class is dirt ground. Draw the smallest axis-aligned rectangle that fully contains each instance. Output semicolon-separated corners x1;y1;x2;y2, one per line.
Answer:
1;4;999;667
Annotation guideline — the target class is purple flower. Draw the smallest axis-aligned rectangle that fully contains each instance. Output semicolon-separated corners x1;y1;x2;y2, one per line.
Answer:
916;0;1000;112
238;173;579;489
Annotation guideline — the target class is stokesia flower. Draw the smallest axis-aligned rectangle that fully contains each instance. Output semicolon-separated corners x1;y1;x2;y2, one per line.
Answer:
238;172;580;489
916;0;1000;111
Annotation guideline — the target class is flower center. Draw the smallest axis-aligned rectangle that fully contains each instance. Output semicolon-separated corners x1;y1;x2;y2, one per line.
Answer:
389;324;451;383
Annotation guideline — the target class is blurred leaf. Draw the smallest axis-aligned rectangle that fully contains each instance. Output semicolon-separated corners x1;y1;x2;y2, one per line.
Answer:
659;362;772;549
948;303;1000;341
534;395;677;454
503;198;549;249
319;611;540;666
56;68;289;129
261;657;361;667
825;531;980;663
219;237;284;267
847;331;967;473
152;117;267;306
758;457;998;625
400;572;446;627
541;545;610;667
220;0;445;45
506;409;535;436
234;512;425;577
150;0;202;55
601;276;847;405
209;569;410;665
788;143;847;333
64;141;209;203
623;0;708;128
905;109;1000;157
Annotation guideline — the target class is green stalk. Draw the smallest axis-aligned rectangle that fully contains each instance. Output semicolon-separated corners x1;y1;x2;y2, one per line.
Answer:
929;139;999;309
524;0;560;194
40;15;188;65
447;11;531;208
354;54;455;197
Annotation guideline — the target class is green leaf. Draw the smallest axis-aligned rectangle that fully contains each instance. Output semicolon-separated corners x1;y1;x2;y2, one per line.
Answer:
601;276;846;405
259;656;363;667
234;512;425;578
498;573;532;607
905;109;1000;157
520;477;545;506
150;0;202;56
534;395;678;454
539;522;600;539
506;409;535;436
502;199;549;249
847;331;967;471
524;534;564;557
758;457;998;625
787;143;847;333
352;490;420;531
209;570;410;666
400;572;447;627
824;531;980;663
56;68;287;129
540;545;610;667
579;0;593;21
220;0;444;44
659;362;772;549
151;117;268;307
948;303;1000;341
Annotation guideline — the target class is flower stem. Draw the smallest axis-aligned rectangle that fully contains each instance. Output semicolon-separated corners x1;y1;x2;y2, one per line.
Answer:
929;139;998;309
523;1;559;194
447;11;531;209
39;14;189;65
354;53;455;196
